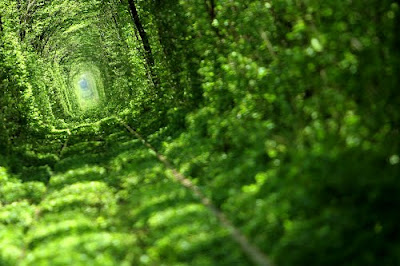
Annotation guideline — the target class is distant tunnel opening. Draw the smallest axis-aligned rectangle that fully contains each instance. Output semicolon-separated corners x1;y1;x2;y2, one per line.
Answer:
69;63;105;113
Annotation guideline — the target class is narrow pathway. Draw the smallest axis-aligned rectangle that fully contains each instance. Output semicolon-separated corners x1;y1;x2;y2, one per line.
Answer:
1;117;264;265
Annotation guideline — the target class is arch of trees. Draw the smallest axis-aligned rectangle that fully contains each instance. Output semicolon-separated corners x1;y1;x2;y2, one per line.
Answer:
1;0;399;265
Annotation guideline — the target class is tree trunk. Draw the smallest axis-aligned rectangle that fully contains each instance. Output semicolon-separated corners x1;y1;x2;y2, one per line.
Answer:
127;0;159;89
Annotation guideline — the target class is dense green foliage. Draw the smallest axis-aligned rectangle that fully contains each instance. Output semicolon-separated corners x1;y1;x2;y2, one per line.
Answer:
1;0;399;265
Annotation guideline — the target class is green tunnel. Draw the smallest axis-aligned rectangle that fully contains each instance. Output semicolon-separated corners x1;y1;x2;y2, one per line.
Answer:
1;0;400;265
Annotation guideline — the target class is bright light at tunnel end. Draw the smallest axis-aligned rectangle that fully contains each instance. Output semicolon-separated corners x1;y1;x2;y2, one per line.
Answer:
70;63;105;112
